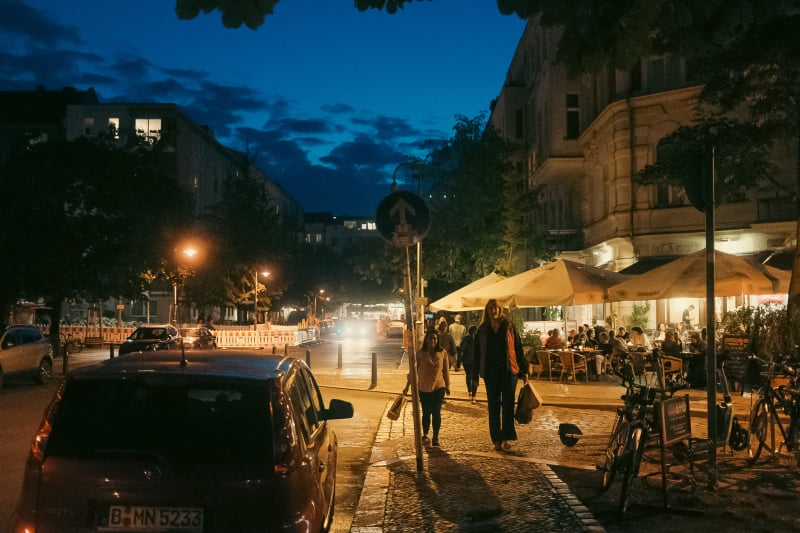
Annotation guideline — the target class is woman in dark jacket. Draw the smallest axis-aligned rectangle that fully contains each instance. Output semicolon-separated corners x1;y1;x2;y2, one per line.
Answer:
461;325;479;403
476;299;529;451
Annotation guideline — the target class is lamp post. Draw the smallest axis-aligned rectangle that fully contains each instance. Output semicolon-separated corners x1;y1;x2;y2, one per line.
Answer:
173;246;198;326
253;270;271;328
313;289;325;325
392;161;424;343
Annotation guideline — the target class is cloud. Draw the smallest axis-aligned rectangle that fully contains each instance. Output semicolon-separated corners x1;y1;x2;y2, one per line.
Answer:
0;0;82;48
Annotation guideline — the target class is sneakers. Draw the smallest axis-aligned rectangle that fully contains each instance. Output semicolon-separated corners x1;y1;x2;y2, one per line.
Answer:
432;437;440;447
471;395;476;404
502;441;512;450
494;442;503;451
422;435;430;445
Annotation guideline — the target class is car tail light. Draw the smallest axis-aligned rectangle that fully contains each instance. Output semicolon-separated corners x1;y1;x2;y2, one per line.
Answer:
29;419;51;465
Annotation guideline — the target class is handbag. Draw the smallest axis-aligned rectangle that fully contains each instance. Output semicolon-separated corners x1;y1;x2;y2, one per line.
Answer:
386;393;407;420
515;382;541;424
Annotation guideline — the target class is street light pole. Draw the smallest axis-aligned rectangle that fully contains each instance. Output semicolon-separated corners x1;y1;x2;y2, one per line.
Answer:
253;270;271;328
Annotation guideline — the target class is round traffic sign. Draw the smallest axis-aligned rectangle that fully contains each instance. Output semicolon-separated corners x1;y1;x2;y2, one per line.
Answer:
375;191;430;247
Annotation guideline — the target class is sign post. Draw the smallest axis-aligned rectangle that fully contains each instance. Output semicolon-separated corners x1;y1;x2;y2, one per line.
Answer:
376;188;430;473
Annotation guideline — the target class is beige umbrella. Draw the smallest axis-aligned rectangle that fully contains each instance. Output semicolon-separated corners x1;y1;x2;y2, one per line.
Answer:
428;272;505;312
608;249;787;301
460;259;629;309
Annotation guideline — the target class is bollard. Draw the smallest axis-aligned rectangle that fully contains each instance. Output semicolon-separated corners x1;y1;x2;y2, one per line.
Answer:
109;343;115;359
272;345;276;354
284;343;289;356
370;352;378;389
337;344;343;369
306;349;311;366
63;352;69;376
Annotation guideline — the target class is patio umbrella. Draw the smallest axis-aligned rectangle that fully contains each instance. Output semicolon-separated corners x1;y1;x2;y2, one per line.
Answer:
607;249;788;301
428;272;506;312
460;259;630;309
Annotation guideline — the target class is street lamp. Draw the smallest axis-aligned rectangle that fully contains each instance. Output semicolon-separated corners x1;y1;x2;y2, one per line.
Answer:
253;270;271;327
313;289;325;325
173;246;198;326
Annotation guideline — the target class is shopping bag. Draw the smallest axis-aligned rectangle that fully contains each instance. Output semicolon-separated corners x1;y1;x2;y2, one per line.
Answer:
528;382;543;410
515;382;537;424
386;394;407;420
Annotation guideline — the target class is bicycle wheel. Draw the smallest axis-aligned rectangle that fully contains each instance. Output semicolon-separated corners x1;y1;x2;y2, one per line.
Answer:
619;427;644;517
747;399;770;462
599;416;628;491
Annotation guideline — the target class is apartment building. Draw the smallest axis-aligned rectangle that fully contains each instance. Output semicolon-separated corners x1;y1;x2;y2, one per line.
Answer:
489;19;797;325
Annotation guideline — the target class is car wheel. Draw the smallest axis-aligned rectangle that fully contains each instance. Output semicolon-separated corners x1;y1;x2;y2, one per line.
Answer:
37;358;53;385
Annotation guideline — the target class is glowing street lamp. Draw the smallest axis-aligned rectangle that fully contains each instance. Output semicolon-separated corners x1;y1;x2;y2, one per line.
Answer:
173;246;199;325
254;270;271;326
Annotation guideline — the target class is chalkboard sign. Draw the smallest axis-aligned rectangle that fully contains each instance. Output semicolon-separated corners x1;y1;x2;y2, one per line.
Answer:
723;336;749;351
659;395;691;445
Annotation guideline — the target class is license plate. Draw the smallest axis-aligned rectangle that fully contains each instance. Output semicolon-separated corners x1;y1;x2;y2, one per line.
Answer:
99;505;204;531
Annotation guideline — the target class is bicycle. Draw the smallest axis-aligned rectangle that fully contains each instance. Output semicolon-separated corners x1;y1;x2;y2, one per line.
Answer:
60;331;84;355
746;358;800;465
599;350;676;516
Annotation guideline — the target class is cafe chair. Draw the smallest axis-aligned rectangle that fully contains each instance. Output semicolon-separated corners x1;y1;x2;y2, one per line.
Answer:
527;349;543;380
558;351;588;384
536;350;558;381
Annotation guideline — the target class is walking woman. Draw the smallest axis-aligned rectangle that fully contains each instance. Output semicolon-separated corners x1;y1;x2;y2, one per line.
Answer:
476;299;529;451
461;325;479;403
408;329;450;447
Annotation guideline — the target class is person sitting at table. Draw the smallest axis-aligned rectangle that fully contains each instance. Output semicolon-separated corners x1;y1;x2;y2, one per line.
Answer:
660;330;682;356
674;321;689;345
687;332;707;388
586;331;611;380
585;327;599;349
654;322;667;341
610;330;629;371
571;331;588;348
617;326;630;342
629;326;652;351
545;328;565;349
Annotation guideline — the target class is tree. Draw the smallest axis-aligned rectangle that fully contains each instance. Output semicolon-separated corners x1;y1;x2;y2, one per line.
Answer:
418;114;536;292
0;137;194;347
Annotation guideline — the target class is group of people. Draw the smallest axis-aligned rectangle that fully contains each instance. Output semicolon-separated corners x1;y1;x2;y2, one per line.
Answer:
407;300;528;452
405;306;710;451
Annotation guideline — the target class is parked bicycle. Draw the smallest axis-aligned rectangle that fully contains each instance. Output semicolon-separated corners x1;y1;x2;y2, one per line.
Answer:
599;349;678;516
746;357;800;465
60;331;84;355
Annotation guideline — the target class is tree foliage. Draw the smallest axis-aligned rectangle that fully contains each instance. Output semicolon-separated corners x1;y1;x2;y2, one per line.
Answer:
419;114;533;287
0;137;194;326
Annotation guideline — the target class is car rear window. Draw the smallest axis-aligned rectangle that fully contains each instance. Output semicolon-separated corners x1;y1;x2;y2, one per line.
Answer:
45;377;273;468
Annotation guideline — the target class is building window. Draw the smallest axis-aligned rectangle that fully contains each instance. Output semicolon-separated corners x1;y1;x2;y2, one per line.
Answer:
135;118;162;144
83;117;94;136
566;93;580;139
108;117;120;139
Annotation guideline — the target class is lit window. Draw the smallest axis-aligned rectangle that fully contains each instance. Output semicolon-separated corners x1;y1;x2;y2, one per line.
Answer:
135;118;162;144
108;117;120;139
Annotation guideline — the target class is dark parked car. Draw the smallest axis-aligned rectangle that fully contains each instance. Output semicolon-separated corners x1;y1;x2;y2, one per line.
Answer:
118;324;181;356
180;326;217;349
0;324;53;389
11;350;354;532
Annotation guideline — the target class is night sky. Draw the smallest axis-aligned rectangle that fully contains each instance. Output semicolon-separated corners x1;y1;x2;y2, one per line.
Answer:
1;0;527;215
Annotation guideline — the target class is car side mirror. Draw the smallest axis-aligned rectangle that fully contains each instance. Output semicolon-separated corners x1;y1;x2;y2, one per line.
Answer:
321;398;354;420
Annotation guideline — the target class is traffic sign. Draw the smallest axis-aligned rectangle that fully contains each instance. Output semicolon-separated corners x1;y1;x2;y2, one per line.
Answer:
375;190;430;247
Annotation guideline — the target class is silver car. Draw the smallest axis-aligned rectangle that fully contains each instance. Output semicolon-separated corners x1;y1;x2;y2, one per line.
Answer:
0;324;53;389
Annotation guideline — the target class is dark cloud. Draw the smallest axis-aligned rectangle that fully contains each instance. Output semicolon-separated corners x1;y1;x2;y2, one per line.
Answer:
351;114;419;141
0;0;81;47
321;102;357;115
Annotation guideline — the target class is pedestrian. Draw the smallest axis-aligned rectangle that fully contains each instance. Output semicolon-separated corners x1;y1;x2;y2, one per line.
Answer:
476;299;529;452
682;305;695;330
408;329;450;447
460;325;479;403
449;314;467;371
436;317;457;370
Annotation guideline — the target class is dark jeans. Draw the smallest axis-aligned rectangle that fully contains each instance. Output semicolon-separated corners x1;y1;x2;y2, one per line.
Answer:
419;387;446;437
464;364;479;395
484;373;519;444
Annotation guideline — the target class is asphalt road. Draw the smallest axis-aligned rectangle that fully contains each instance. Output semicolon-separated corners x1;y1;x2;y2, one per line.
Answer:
0;333;405;531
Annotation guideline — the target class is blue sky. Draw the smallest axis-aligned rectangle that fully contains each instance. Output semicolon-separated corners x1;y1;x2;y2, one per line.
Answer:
1;0;527;215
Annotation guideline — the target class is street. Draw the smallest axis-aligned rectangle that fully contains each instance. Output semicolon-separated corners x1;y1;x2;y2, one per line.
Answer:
0;333;407;531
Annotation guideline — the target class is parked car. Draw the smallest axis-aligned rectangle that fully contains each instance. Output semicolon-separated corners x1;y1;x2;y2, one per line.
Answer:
0;324;53;389
10;350;354;532
118;324;181;356
180;326;217;349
